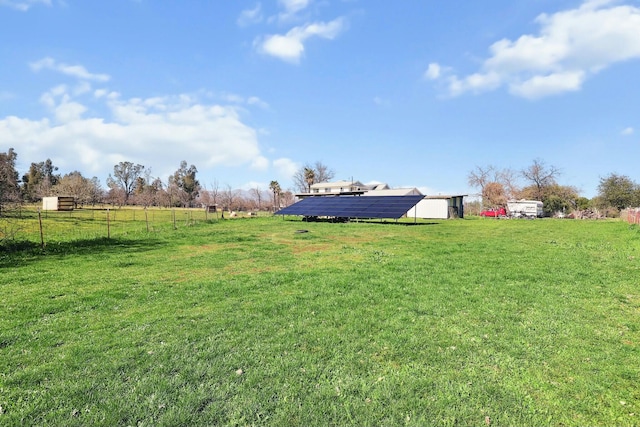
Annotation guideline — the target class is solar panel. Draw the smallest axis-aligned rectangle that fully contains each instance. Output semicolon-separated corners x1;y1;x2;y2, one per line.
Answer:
275;195;425;220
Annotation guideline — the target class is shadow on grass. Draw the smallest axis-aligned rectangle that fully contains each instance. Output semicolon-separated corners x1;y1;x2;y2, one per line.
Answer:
283;216;441;226
0;237;167;268
356;220;441;226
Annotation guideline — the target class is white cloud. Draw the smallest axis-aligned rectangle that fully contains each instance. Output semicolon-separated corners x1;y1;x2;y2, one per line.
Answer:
250;156;270;171
621;127;634;135
39;85;88;123
205;92;270;109
73;81;93;96
279;0;310;14
30;57;111;82
237;3;263;27
0;0;50;11
278;0;311;21
273;157;298;178
1;80;272;181
509;70;585;99
247;96;270;109
221;93;245;104
424;63;441;80
255;17;346;63
429;0;640;99
54;101;88;123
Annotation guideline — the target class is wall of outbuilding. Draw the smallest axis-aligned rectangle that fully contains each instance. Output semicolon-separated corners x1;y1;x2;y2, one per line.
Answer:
407;196;465;219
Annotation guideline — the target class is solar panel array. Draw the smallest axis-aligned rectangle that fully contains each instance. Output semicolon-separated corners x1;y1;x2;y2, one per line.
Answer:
275;195;425;220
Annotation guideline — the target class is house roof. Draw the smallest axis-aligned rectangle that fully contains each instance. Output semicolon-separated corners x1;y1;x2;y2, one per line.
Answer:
310;180;367;190
364;188;422;196
422;195;468;199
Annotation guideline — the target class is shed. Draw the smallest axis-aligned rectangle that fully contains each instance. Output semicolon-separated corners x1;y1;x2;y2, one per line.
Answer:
42;196;75;211
407;195;466;219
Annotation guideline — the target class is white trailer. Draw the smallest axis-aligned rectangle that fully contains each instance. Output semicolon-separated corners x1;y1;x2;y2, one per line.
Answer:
507;200;544;218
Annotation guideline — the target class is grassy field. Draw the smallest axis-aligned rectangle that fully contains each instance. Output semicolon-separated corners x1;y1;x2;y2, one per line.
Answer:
1;212;639;426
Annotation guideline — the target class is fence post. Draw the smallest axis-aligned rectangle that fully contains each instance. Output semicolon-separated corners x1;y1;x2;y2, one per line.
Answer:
107;209;111;239
38;208;45;250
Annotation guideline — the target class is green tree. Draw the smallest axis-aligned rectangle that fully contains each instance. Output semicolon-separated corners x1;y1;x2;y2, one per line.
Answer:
520;183;579;216
21;159;59;202
169;161;200;207
107;161;145;205
575;197;591;211
597;173;639;210
303;167;315;193
0;148;21;216
269;180;282;211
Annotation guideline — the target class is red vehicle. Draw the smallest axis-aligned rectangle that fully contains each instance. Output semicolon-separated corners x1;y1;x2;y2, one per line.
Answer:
480;207;507;218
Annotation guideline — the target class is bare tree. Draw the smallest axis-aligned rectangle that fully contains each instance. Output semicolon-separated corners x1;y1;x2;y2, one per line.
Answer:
222;184;240;212
197;185;212;208
499;168;520;200
249;186;266;211
467;165;496;197
131;170;163;207
53;171;103;206
210;179;221;207
280;190;295;207
468;165;518;206
292;161;336;193
521;159;560;201
313;161;335;183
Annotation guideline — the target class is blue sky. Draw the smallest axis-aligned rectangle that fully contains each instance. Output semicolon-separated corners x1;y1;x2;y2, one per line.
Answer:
1;0;639;198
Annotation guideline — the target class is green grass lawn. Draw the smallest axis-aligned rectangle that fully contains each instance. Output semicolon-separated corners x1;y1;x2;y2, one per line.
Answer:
1;214;639;426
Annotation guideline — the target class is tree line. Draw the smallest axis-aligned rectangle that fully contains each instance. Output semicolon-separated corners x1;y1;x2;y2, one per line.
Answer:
467;158;640;216
0;148;313;215
7;147;635;218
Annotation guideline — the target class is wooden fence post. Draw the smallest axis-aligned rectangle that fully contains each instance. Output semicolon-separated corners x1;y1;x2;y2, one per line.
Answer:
38;208;45;250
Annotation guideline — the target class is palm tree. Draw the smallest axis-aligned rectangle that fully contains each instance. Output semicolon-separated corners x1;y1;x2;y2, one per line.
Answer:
304;168;315;193
269;180;282;211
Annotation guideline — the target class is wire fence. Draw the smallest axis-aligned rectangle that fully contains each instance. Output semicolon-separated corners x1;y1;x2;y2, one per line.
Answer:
0;207;247;247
